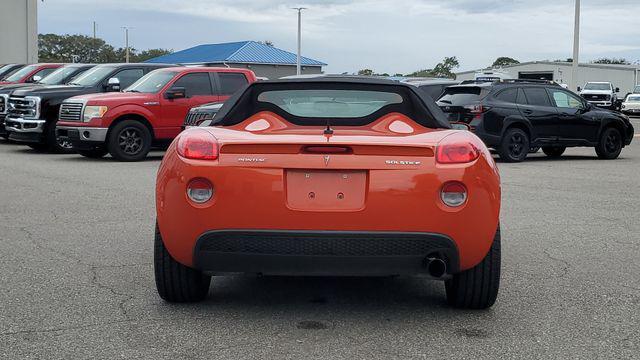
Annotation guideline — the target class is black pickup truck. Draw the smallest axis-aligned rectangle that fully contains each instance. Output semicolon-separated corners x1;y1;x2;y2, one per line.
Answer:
0;64;95;139
5;63;173;152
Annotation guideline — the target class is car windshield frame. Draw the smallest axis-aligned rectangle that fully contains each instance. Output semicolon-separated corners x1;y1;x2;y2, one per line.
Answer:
583;83;611;91
68;66;116;86
38;66;83;85
125;70;178;93
626;95;640;102
3;64;38;82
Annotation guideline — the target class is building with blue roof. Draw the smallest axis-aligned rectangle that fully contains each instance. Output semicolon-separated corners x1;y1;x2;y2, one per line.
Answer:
145;41;326;79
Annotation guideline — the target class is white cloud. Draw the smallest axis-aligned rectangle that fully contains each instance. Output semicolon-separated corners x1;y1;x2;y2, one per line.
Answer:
39;0;640;73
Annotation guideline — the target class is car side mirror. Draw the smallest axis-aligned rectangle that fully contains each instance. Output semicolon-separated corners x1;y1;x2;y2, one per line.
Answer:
577;86;581;92
615;87;620;93
106;77;120;92
450;122;471;131
165;86;186;99
31;75;42;83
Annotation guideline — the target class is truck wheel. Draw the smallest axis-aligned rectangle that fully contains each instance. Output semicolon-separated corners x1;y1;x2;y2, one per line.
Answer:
445;227;501;309
46;122;74;154
542;146;566;158
77;149;108;159
154;223;211;303
498;128;529;162
595;127;623;160
107;120;152;162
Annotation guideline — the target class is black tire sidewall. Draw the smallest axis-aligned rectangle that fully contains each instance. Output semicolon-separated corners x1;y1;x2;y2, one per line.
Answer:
107;120;152;162
596;127;623;160
499;128;529;162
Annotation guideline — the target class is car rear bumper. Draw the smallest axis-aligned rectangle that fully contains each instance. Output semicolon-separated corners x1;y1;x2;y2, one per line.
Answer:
192;230;460;277
56;126;108;150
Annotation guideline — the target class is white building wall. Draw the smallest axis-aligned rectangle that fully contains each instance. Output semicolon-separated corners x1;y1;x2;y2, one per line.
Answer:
0;0;38;64
457;62;639;94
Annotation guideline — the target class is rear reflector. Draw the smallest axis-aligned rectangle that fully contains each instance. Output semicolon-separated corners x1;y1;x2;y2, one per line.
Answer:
187;178;214;203
440;181;467;207
177;129;219;160
436;132;481;164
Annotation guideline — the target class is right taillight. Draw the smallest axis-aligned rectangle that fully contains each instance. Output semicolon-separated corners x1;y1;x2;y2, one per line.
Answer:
177;129;219;160
440;181;467;207
436;132;481;164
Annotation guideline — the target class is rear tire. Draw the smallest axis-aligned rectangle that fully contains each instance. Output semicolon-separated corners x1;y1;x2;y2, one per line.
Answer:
154;223;211;303
77;149;108;159
542;146;566;158
445;227;501;309
107;120;152;162
595;127;623;160
498;128;529;162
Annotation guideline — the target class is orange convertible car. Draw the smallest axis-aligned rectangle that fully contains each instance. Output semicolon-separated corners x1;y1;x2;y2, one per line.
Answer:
155;77;502;309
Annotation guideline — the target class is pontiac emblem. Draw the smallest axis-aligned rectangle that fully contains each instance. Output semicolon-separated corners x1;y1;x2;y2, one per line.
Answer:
323;155;330;166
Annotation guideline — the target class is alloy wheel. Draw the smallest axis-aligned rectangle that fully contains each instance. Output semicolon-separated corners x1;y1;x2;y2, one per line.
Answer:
604;131;621;154
118;128;144;155
508;133;526;158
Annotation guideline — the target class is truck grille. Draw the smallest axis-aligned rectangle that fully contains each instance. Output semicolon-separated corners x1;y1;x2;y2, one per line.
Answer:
8;96;39;119
59;103;84;122
584;94;609;101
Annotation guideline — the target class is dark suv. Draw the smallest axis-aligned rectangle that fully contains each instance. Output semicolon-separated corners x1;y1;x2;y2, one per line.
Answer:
437;80;634;162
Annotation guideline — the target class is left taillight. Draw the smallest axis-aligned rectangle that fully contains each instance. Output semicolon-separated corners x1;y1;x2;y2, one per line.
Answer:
177;129;219;160
436;132;482;164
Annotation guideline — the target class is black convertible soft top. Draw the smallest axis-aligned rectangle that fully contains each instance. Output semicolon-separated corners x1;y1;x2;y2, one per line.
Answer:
213;76;451;129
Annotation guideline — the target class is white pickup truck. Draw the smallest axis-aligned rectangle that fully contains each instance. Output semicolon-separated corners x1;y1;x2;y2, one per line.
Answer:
578;82;619;110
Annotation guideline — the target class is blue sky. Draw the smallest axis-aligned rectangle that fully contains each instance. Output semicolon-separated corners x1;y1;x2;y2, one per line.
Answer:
39;0;640;74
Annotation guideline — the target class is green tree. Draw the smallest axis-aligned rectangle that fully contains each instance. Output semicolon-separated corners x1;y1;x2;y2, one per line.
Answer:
592;58;629;65
357;69;374;76
38;33;172;63
406;56;460;79
491;57;519;67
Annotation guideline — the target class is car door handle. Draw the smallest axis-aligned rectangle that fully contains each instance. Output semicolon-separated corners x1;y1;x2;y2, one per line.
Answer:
522;109;533;114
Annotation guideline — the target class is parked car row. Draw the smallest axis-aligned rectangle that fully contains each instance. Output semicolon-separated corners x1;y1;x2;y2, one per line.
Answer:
0;63;256;161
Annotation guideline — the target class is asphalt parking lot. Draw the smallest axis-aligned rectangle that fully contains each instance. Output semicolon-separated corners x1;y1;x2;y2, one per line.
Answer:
1;119;639;359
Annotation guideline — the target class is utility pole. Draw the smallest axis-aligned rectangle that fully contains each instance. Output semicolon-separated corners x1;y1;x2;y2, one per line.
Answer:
571;0;580;91
93;21;96;39
292;7;306;75
121;26;133;63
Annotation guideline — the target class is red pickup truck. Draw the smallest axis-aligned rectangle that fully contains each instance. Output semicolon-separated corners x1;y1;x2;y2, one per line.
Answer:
56;67;256;161
0;63;62;85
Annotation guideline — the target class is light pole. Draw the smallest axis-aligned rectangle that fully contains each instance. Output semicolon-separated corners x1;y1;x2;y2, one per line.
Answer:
121;26;134;63
571;0;580;91
292;7;307;75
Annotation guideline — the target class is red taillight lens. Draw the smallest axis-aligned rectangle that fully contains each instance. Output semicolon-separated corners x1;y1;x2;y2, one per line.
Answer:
177;129;219;160
436;133;481;164
440;181;467;207
187;178;214;203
